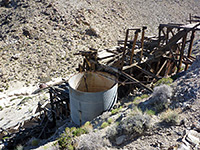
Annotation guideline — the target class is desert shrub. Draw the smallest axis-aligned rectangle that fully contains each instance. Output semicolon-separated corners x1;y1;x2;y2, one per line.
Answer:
161;109;179;125
107;118;113;124
67;144;74;150
81;121;93;133
107;114;151;141
140;94;149;99
133;96;141;102
72;128;87;136
111;106;122;115
140;84;172;113
155;77;173;86
145;109;155;115
101;122;109;129
119;114;151;135
76;132;105;150
57;133;72;149
57;126;88;149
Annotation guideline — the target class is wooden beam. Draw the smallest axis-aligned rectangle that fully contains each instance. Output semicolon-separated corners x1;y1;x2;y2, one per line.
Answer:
185;30;195;71
120;29;129;70
135;65;158;80
140;26;147;58
130;30;140;64
121;71;153;92
177;33;187;73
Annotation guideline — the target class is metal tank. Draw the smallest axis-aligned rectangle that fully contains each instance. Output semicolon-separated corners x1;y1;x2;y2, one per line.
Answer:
68;71;118;126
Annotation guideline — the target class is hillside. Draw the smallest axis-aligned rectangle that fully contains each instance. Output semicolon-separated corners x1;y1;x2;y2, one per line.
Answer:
0;0;200;92
0;0;200;149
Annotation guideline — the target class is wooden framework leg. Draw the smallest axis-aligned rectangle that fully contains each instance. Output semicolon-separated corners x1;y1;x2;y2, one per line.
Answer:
177;32;187;73
185;30;195;71
140;26;147;58
130;30;140;64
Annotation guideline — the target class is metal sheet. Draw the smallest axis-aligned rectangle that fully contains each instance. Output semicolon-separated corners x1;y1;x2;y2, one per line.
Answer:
69;72;118;125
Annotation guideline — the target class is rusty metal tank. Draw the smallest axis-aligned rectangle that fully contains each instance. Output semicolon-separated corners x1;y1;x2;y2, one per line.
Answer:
68;71;118;125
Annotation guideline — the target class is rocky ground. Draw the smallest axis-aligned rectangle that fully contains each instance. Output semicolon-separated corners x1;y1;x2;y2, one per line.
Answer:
0;0;200;149
0;0;200;91
31;55;200;150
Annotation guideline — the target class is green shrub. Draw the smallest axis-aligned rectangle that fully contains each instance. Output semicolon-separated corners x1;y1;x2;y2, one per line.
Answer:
57;133;70;149
133;96;141;102
155;77;173;86
67;144;74;150
101;122;109;129
145;109;155;115
140;94;149;99
81;121;93;133
107;118;113;124
111;106;122;115
72;128;86;136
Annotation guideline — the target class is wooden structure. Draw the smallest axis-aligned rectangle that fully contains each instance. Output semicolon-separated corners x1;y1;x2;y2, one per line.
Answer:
77;16;200;96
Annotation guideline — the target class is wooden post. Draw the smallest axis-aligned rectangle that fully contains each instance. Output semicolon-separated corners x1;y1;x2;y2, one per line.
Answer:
164;53;172;76
49;88;56;127
158;25;162;47
177;32;187;73
185;30;195;71
120;29;129;70
166;27;170;44
189;13;192;24
130;29;140;64
140;26;147;58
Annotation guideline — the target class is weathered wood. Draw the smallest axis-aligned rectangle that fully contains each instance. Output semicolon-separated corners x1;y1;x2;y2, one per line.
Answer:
130;30;140;64
90;60;153;92
156;60;167;76
120;29;129;70
140;26;147;58
121;71;153;92
135;65;158;80
177;33;187;73
164;53;172;76
185;30;195;71
158;26;162;47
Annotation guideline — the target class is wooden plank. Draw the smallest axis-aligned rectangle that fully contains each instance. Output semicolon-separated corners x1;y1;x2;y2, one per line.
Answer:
140;26;147;58
156;60;168;76
135;65;158;80
177;33;187;73
130;30;140;64
121;71;153;92
119;29;129;70
154;29;187;58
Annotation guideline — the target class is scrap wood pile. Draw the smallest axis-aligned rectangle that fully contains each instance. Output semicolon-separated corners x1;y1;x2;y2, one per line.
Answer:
1;82;70;149
76;15;200;97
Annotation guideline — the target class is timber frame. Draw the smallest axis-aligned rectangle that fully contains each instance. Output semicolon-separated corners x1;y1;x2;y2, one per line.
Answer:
77;15;200;97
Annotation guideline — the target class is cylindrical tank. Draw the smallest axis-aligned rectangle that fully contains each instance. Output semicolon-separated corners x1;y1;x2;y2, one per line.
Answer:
68;71;118;126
